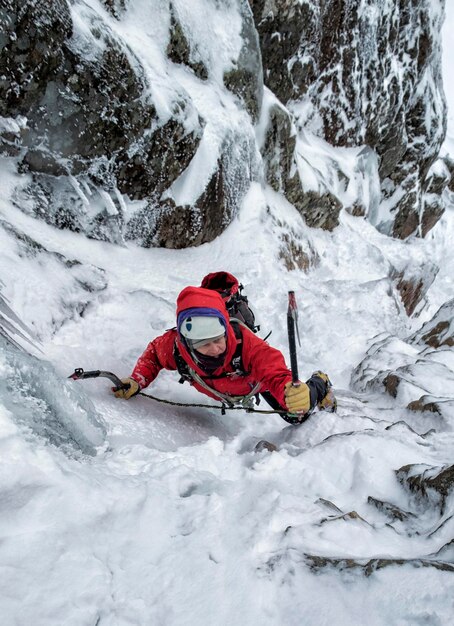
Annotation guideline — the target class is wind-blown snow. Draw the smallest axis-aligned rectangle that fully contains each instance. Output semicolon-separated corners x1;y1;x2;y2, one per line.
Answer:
1;2;454;626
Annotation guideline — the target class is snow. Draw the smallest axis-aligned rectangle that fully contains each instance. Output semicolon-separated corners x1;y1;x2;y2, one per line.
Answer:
2;166;454;623
1;2;454;626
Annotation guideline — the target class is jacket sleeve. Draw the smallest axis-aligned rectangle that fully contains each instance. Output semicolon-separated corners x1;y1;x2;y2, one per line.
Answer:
241;329;329;411
241;330;293;408
130;330;178;389
306;375;329;408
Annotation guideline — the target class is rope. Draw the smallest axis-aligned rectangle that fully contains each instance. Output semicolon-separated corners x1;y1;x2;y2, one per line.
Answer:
68;368;299;417
137;390;289;415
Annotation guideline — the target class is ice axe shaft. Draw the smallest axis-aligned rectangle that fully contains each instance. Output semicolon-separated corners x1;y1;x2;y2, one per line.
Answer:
287;291;301;385
68;368;127;390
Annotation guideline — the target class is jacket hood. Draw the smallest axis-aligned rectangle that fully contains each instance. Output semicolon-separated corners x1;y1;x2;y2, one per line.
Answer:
176;286;238;375
177;286;229;317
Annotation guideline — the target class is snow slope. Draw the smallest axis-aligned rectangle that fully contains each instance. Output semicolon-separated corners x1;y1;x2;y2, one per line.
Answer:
2;167;454;625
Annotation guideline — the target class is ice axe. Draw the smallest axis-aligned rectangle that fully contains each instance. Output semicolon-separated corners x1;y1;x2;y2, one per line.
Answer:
68;368;128;391
287;290;301;385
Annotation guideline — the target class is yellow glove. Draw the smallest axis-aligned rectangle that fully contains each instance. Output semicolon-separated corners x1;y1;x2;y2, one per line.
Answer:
113;377;140;399
312;371;337;412
284;381;311;414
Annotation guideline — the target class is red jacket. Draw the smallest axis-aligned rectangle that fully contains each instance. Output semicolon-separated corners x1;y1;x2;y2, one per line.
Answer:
131;286;293;407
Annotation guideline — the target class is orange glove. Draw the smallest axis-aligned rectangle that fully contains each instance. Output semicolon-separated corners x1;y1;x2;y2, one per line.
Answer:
284;381;311;415
113;377;140;399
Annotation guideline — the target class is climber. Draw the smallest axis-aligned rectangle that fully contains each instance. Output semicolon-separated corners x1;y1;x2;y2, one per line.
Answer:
113;278;336;423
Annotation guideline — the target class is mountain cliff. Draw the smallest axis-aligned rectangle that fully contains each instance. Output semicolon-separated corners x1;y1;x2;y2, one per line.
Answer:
0;0;450;247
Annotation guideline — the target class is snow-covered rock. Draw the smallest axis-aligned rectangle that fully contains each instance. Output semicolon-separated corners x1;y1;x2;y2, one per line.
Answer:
351;297;454;422
251;0;448;238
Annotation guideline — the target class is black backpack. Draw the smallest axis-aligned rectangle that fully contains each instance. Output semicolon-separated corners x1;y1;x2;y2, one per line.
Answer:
200;271;259;333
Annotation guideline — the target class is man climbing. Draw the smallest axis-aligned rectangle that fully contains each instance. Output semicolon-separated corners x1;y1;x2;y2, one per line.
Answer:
113;275;336;423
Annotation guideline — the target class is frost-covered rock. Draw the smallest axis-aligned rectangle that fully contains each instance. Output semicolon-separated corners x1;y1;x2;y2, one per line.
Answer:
251;0;448;239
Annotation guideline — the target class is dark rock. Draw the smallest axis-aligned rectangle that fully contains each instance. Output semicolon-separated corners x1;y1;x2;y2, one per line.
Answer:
1;1;261;248
0;0;73;116
101;0;127;19
262;102;295;194
223;0;263;122
422;322;453;348
193;132;257;243
407;397;442;414
392;273;424;316
287;187;341;231
391;198;420;240
167;6;208;80
125;127;256;249
116;116;203;200
1;0;158;175
20;149;68;177
24;44;155;165
224;65;260;121
444;155;454;193
420;159;450;236
383;373;401;398
126;198;200;249
390;262;438;316
260;101;342;230
12;174;124;244
250;0;316;103
254;440;278;452
421;200;445;238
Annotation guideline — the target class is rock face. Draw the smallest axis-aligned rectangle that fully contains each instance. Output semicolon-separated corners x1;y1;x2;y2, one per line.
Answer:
0;0;449;246
251;0;448;238
0;0;262;248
